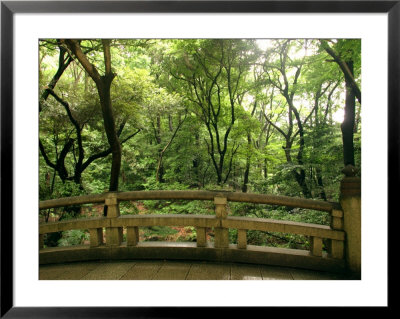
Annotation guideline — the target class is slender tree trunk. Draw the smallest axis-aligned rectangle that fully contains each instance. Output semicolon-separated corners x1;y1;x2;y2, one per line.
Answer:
315;167;327;200
263;158;268;179
156;114;187;183
242;134;251;193
97;77;121;191
155;114;165;183
341;60;356;166
193;132;200;186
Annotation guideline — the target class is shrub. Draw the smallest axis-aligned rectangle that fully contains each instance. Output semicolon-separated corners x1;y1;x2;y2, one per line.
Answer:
57;229;89;246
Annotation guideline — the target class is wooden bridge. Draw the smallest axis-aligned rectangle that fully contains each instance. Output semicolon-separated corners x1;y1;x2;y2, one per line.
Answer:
39;174;361;280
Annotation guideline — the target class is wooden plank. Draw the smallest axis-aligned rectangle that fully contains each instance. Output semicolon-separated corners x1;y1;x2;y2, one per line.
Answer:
230;264;262;280
39;262;100;280
260;265;293;280
39;194;105;209
120;261;164;280
116;190;334;212
290;268;345;280
81;262;135;280
186;262;231;280
39;217;109;234
152;261;191;280
40;191;335;212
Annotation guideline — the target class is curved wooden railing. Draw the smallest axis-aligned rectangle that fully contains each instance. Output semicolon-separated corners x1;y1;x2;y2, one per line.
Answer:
39;190;346;272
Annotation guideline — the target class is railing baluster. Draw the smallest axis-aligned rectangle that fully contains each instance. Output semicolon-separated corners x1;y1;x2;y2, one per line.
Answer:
310;236;323;257
214;196;229;248
327;208;344;259
327;240;344;259
196;227;207;247
127;226;139;246
105;193;122;246
89;228;103;247
39;234;44;250
237;229;247;249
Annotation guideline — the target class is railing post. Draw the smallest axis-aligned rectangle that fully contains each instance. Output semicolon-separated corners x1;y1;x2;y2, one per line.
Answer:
105;192;122;247
214;196;229;248
340;165;361;277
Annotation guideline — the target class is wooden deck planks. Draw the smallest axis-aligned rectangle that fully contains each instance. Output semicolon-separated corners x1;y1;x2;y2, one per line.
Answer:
81;261;135;280
120;260;164;280
39;260;352;280
186;262;231;280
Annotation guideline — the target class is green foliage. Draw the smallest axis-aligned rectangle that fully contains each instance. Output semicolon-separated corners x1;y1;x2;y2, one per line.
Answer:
141;226;178;241
142;198;212;215
57;229;89;246
177;227;197;242
230;202;330;226
119;201;139;215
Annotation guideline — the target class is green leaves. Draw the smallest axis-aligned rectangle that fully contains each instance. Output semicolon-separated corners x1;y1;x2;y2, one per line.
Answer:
39;38;361;203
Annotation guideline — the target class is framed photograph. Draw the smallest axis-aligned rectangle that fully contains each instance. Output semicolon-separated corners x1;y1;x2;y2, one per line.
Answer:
1;0;395;316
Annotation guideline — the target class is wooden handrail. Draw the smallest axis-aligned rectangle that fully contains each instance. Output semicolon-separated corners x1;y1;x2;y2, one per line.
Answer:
39;214;344;241
39;190;335;212
39;193;106;209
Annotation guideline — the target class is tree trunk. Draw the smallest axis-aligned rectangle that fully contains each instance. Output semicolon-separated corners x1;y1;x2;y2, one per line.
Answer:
315;167;327;201
341;60;356;166
242;134;251;193
263;158;268;179
193;132;200;186
155;114;165;183
62;39;120;216
97;77;121;191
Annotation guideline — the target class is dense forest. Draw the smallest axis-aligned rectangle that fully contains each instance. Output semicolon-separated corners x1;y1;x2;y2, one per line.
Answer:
39;39;361;248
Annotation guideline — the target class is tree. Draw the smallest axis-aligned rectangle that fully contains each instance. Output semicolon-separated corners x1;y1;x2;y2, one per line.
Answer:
62;39;122;193
39;41;142;193
169;39;257;185
262;40;315;197
38;38;361;205
319;39;361;169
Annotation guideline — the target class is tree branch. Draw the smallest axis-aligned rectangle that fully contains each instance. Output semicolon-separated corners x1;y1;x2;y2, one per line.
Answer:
62;39;101;84
39;139;56;169
320;40;361;104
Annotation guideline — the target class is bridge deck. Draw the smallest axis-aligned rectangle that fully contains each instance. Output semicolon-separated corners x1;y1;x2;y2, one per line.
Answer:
39;260;354;280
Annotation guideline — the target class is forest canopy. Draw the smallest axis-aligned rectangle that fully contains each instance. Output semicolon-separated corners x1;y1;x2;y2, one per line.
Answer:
39;38;361;203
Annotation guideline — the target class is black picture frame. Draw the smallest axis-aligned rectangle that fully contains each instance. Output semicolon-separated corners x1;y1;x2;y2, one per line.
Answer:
1;0;395;317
